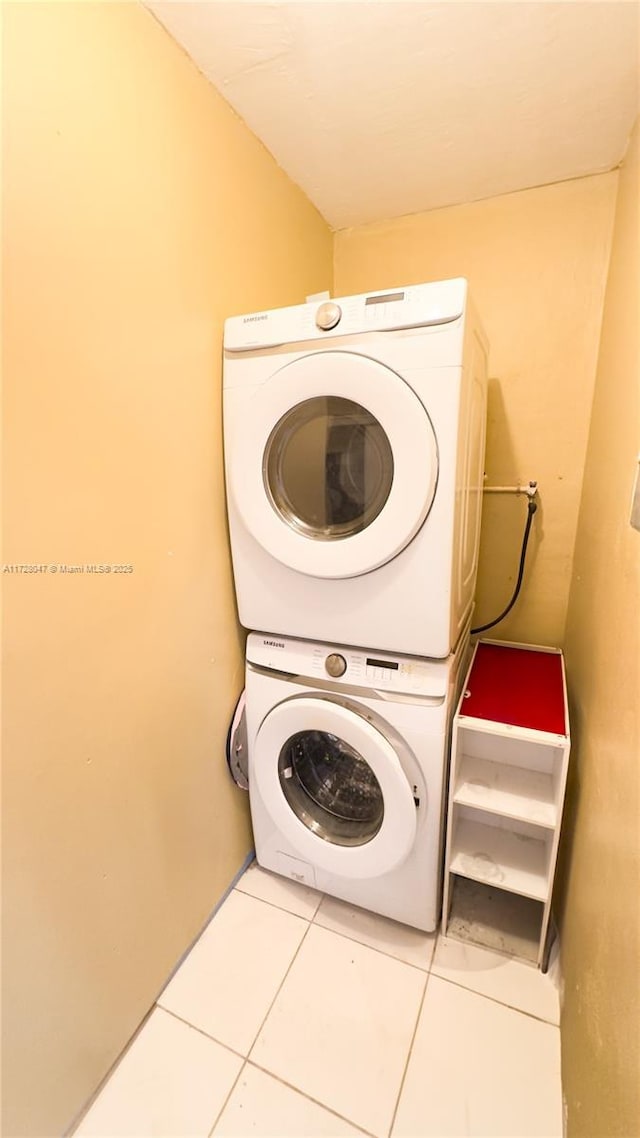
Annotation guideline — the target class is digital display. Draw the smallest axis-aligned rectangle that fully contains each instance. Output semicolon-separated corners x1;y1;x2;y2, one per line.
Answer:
365;292;405;306
366;658;399;670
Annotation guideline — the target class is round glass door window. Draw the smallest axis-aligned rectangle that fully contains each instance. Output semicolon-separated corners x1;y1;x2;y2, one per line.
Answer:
264;396;394;540
278;730;384;846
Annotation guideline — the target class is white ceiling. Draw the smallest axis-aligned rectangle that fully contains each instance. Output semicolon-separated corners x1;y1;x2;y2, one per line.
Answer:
145;1;639;229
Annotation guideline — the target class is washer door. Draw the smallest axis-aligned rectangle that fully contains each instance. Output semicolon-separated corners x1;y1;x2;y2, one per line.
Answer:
253;697;418;879
230;351;438;579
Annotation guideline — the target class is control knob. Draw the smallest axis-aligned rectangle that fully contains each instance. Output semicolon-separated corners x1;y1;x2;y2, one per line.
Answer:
315;301;342;331
325;653;347;678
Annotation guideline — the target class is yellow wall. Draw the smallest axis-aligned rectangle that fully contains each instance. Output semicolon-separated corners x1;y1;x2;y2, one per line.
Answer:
1;3;332;1135
559;121;639;1138
335;176;617;646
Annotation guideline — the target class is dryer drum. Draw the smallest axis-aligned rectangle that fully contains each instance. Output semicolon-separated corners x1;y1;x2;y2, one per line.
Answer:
278;730;384;847
264;396;393;541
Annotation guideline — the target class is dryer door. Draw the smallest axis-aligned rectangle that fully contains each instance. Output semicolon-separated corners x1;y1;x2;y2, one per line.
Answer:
252;696;418;879
230;351;438;578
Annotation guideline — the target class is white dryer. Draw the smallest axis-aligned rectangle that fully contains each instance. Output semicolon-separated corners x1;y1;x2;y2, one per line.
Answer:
245;629;470;932
224;279;488;659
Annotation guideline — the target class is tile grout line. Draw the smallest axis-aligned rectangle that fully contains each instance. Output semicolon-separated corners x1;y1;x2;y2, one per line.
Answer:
245;917;315;1063
234;882;324;923
242;900;440;1135
199;894;381;1138
164;881;314;1138
157;1005;247;1059
239;886;559;1018
245;1059;378;1138
386;966;432;1137
429;970;561;1027
206;912;317;1138
231;879;443;1135
311;916;437;974
207;1057;249;1138
238;881;436;974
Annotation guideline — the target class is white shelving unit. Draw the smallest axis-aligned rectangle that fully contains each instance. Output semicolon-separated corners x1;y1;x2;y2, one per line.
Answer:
442;639;570;969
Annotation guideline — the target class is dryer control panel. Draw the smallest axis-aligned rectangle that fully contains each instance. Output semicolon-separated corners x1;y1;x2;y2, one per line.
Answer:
224;278;467;352
246;632;451;699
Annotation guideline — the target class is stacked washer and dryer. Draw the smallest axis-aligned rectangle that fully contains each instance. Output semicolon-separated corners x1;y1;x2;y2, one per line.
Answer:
223;279;488;932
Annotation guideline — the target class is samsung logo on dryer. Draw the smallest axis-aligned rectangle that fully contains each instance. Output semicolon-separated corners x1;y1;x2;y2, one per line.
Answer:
263;639;285;648
243;314;268;324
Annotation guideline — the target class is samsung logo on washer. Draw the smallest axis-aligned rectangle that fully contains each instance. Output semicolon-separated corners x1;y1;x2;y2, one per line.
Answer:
264;639;285;648
243;314;268;324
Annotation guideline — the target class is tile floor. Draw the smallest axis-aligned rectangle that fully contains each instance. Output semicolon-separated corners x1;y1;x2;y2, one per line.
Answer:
74;862;563;1138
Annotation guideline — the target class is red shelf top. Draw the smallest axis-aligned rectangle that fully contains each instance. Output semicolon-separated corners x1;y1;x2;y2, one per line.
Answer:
462;642;567;736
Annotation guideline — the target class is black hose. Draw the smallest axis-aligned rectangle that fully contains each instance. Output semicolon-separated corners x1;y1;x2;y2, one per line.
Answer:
471;498;538;635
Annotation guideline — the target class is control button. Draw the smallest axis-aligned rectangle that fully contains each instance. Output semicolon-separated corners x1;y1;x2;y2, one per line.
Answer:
325;653;347;678
316;302;342;331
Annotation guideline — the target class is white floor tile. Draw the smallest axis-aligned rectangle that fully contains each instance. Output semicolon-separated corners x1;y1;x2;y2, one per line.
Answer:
432;934;560;1024
213;1063;365;1137
73;1007;241;1137
236;862;323;920
158;890;308;1054
392;976;562;1138
250;924;426;1138
314;895;436;970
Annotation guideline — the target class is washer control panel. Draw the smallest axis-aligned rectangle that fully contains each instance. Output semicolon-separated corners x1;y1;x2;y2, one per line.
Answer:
247;632;449;699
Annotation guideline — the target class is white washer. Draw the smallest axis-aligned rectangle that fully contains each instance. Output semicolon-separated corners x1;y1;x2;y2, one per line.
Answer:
224;279;488;659
245;629;470;931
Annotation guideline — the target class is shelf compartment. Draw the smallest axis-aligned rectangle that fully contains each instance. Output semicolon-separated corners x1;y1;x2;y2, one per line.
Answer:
454;754;557;828
456;724;562;776
445;876;543;965
449;814;551;901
